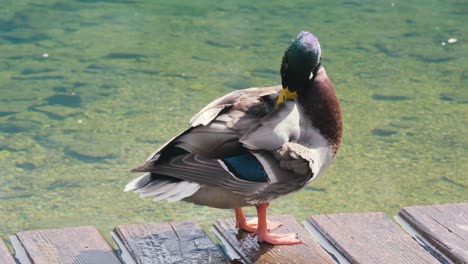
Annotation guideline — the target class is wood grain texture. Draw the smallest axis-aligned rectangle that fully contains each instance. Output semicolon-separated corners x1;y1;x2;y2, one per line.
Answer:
214;215;335;264
307;212;438;264
14;226;120;264
114;221;226;264
400;203;468;263
0;239;15;264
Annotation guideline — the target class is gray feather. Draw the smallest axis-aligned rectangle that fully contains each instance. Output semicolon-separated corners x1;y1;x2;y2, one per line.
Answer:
151;154;267;196
151;181;200;202
124;172;152;192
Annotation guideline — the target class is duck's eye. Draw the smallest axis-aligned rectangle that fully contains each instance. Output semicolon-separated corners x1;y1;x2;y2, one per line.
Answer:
309;72;314;80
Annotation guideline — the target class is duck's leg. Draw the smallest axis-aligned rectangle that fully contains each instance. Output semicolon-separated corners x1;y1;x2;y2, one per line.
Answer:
235;208;256;232
252;203;302;245
235;207;283;233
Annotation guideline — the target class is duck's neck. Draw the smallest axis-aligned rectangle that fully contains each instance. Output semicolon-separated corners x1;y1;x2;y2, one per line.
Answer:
298;66;343;156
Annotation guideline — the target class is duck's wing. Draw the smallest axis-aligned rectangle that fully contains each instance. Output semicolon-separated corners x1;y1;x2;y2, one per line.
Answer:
133;153;268;196
190;86;281;126
131;85;281;164
129;86;282;198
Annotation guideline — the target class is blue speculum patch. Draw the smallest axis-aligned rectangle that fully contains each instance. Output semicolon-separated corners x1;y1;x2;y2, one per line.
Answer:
222;153;268;182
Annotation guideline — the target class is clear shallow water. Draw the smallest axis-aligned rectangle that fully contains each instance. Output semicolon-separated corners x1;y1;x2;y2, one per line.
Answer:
0;0;466;245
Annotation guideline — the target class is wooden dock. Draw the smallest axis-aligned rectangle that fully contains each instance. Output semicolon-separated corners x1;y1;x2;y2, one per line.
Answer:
1;202;467;263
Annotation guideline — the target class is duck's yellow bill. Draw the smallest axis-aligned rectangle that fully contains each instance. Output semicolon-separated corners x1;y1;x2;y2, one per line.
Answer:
275;87;298;108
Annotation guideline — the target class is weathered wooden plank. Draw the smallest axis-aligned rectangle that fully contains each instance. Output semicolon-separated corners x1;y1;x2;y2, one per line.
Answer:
113;221;226;264
11;226;120;264
213;215;335;264
0;239;15;264
307;212;438;264
399;203;468;263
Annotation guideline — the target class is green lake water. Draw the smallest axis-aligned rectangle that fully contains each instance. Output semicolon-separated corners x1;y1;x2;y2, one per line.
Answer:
0;0;466;246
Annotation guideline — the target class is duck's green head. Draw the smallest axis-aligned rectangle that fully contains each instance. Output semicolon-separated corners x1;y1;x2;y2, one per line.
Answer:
277;31;321;107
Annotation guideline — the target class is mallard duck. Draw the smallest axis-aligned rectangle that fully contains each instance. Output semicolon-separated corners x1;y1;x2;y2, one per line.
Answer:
126;31;342;245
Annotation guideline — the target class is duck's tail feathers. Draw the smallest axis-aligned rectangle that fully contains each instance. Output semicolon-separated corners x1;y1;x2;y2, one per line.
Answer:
124;172;152;192
125;173;200;203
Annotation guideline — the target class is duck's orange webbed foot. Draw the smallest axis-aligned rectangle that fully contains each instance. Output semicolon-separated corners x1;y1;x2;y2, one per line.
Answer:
250;203;302;245
235;208;282;233
253;227;302;245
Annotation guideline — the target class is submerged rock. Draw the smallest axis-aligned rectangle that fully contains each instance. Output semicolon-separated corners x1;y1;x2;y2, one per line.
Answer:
0;111;17;117
21;67;55;75
45;134;119;163
0;119;41;133
251;68;277;78
16;161;36;171
65;145;116;163
2;32;50;44
0;134;39;151
31;105;81;120
48;179;81;190
11;75;65;81
224;78;252;90
46;94;82;108
372;94;411;101
374;42;402;57
206;40;234;48
439;93;467;104
389;117;418;129
105;52;146;60
411;54;456;63
371;128;398;137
